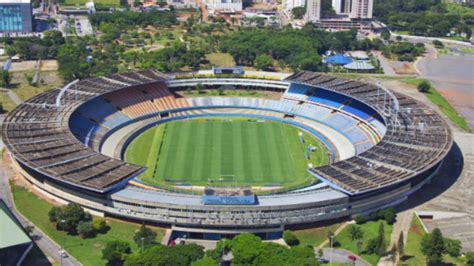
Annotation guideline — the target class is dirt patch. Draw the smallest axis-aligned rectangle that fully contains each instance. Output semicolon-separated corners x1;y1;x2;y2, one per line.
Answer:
390;61;417;75
40;60;58;71
9;60;38;72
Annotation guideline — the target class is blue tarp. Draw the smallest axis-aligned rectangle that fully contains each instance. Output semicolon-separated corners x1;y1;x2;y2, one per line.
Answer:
325;54;353;65
202;195;256;205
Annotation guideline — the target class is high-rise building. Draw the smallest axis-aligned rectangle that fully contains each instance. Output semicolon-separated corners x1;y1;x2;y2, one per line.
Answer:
349;0;373;19
305;0;321;22
0;0;32;33
284;0;304;11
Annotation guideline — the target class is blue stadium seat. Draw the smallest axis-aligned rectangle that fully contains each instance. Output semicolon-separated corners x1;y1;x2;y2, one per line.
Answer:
307;89;349;109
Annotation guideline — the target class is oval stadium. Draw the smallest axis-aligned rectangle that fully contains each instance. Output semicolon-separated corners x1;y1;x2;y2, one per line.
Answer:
1;68;453;240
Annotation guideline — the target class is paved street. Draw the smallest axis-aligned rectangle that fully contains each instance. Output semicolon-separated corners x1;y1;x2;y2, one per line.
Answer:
321;248;369;266
0;156;80;266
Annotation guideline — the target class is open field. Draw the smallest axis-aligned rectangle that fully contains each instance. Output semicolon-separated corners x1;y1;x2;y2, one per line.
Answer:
11;71;63;101
293;223;343;248
205;53;236;67
333;220;393;266
126;117;329;189
0;92;17;113
11;183;164;266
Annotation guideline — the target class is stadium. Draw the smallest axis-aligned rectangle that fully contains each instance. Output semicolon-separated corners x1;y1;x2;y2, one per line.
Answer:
2;68;453;241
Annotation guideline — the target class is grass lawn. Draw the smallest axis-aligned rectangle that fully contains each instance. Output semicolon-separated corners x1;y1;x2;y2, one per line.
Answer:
11;183;164;266
205;53;236;67
459;47;474;54
423;86;470;132
126;117;329;189
332;220;393;266
11;81;62;101
182;89;269;98
293;223;343;248
11;71;63;101
400;214;465;266
0;91;17;113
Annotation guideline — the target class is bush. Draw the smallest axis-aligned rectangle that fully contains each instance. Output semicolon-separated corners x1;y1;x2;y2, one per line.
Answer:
417;80;431;93
444;238;462;257
92;218;109;234
283;230;300;246
48;206;63;223
77;221;96;239
134;224;158;247
102;240;132;266
465;251;474;265
432;40;444;48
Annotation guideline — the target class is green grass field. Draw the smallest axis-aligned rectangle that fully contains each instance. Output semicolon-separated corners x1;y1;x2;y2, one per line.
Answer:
11;182;164;266
126;117;329;190
332;221;393;266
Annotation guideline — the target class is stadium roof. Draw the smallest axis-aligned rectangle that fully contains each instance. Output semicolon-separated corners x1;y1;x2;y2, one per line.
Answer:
325;54;352;65
343;61;375;71
0;201;31;249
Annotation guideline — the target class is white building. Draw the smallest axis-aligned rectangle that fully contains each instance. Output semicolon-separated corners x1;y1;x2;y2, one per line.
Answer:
349;0;373;19
305;0;321;22
284;0;304;11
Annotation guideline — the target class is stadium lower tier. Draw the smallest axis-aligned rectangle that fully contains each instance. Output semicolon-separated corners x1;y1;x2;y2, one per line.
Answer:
13;152;442;232
2;70;452;234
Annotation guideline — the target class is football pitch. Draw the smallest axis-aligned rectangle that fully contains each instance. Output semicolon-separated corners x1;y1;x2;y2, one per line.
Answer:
125;117;329;189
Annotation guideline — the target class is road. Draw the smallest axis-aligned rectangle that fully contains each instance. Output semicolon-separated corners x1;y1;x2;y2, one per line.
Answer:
321;248;370;266
416;44;474;130
0;155;80;266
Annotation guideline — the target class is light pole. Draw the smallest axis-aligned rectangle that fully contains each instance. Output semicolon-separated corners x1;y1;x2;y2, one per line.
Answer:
60;219;66;266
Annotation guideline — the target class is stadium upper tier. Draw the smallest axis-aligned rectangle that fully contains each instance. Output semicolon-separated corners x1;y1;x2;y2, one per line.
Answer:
2;70;452;197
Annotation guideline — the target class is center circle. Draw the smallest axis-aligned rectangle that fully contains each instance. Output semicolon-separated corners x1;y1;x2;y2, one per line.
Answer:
124;115;330;193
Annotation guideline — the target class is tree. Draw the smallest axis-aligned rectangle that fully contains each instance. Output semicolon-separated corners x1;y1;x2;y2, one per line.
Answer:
379;208;396;225
77;221;96;239
377;222;386;256
229;233;263;265
92;219;109;234
421;228;445;265
283;230;300;246
196;83;204;94
255;54;273;71
366;237;378;254
191;257;217;266
354;214;366;224
444;238;462;257
432;40;444;48
318;248;324;258
381;30;391;41
48;206;63;223
348;225;364;242
1;70;11;87
465;251;474;266
397;231;404;259
292;6;306;19
417;80;431;93
133;224;157;248
62;203;91;234
102;241;132;266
